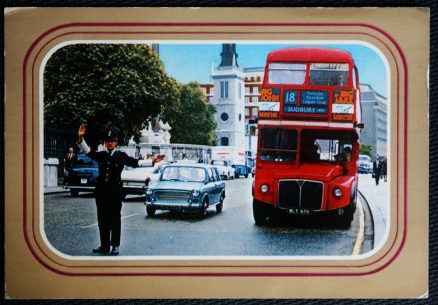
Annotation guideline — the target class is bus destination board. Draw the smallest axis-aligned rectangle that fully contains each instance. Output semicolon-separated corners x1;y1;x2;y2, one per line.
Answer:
283;90;328;114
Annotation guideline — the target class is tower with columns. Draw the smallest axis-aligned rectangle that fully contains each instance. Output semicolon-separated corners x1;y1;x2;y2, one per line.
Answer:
210;44;245;147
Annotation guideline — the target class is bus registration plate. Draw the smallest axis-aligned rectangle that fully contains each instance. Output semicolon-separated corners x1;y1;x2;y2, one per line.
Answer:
288;208;312;215
81;178;87;184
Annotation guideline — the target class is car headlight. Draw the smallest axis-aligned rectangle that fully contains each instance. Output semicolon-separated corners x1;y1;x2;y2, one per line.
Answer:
333;188;343;198
145;188;153;196
260;184;269;193
192;189;200;197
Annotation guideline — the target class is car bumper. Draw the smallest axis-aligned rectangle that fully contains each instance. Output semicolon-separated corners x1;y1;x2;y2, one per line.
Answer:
123;184;146;195
145;200;202;211
68;185;95;190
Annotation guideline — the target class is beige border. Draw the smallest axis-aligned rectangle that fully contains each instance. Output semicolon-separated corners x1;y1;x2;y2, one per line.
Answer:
5;8;429;298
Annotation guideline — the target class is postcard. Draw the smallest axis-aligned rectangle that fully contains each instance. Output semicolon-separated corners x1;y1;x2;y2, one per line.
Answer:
4;7;429;298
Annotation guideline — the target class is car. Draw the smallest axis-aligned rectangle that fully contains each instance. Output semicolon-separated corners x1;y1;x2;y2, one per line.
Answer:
144;164;225;217
358;154;373;174
121;161;169;197
68;153;99;197
210;159;235;180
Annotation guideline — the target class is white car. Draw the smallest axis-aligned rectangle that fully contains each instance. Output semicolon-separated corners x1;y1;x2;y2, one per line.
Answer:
358;154;373;174
121;161;169;197
210;160;235;180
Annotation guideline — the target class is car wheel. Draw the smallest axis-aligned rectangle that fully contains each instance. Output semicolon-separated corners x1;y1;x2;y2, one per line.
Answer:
253;199;268;225
216;193;225;213
146;206;156;217
70;189;79;197
199;198;208;218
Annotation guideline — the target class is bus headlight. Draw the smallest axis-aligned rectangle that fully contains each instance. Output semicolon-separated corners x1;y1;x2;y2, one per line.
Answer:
260;184;269;193
146;188;153;196
333;188;343;198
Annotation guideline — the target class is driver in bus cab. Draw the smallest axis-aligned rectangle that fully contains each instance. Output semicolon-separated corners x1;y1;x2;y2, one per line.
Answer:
335;146;352;163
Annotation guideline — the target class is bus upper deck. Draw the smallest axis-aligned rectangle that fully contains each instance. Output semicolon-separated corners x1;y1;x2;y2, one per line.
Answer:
258;47;362;127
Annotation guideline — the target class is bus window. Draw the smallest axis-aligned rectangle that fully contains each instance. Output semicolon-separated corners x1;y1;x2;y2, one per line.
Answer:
312;140;353;163
268;63;306;85
260;128;298;162
310;63;349;86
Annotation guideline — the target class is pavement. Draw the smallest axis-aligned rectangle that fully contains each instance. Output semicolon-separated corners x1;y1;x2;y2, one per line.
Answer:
44;185;69;195
357;173;390;250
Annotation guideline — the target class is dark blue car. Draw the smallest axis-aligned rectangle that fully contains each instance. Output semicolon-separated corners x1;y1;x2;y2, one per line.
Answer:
68;153;99;197
144;164;225;217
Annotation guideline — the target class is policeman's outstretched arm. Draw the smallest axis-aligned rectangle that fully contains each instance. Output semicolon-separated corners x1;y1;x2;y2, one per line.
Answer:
77;123;91;153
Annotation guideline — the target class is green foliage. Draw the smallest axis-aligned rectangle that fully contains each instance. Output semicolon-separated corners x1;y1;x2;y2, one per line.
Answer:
359;143;373;157
161;82;217;145
44;44;179;145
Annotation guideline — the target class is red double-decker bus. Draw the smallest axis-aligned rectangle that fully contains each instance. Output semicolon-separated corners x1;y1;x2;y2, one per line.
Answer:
253;46;363;228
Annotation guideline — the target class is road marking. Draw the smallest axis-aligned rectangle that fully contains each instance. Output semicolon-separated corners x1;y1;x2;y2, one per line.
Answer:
80;213;139;228
352;198;365;255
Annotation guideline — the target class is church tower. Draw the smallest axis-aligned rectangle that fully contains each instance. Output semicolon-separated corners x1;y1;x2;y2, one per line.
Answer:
211;44;245;147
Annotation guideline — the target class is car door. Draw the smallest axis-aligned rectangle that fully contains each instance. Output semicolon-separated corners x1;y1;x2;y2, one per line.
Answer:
212;167;224;202
206;168;219;203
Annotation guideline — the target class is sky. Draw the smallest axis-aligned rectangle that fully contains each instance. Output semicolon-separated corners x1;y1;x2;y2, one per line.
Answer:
159;42;388;98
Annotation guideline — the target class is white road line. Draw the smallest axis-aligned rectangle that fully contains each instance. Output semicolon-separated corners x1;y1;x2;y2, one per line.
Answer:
352;198;365;255
80;213;139;228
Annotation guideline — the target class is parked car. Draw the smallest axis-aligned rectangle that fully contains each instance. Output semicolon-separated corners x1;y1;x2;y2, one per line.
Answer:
121;161;169;197
358;154;373;174
210;159;235;180
144;164;225;217
68;153;99;197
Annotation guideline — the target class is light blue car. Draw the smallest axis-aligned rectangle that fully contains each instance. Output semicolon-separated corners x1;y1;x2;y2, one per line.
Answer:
144;164;225;217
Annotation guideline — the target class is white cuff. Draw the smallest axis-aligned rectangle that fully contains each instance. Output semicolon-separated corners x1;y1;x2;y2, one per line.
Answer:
77;139;91;154
138;159;153;167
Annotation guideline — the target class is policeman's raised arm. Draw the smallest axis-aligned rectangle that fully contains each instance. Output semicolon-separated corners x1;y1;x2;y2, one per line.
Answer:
77;124;91;154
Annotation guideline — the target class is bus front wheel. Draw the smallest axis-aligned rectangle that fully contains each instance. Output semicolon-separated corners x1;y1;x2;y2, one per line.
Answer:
253;199;268;225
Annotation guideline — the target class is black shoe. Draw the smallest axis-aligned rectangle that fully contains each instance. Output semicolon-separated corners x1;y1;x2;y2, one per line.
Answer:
110;246;120;255
92;246;110;254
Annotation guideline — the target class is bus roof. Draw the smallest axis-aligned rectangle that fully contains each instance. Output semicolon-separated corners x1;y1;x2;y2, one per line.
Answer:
267;47;354;64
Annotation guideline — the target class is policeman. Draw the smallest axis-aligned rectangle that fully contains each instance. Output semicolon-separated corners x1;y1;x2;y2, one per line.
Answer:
77;123;164;255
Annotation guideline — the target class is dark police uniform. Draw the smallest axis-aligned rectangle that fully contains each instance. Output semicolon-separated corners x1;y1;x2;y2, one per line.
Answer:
78;130;153;255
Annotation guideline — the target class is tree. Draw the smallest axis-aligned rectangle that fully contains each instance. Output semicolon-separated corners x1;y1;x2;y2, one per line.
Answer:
161;82;217;145
44;44;179;146
359;143;373;157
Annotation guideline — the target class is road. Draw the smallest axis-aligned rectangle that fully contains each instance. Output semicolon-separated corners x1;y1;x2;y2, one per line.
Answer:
44;177;375;257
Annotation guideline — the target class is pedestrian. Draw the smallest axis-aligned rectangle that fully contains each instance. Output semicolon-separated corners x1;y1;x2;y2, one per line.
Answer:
381;156;388;182
373;155;382;185
77;123;164;255
63;147;76;188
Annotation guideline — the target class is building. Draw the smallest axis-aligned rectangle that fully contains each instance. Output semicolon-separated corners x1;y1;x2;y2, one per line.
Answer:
208;44;246;147
359;83;388;157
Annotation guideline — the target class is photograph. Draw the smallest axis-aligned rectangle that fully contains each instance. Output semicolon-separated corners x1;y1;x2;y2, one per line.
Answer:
42;41;390;258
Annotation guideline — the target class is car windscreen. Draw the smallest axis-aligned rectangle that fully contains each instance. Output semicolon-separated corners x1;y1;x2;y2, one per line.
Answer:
161;166;206;182
74;154;97;168
211;160;227;166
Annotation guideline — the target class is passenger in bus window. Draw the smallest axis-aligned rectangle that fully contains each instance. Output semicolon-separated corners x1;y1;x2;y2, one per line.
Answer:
333;74;345;86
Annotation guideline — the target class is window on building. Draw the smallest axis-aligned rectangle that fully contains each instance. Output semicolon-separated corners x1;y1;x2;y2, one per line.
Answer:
221;137;229;146
245;107;250;116
245;97;250;104
239;82;242;99
245;86;250;94
220;81;229;98
239;113;242;121
253;86;259;94
253;107;258;117
221;112;229;121
250;126;256;136
253;96;258;103
256;76;261;82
